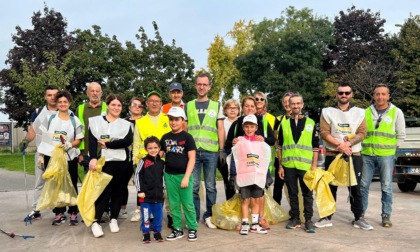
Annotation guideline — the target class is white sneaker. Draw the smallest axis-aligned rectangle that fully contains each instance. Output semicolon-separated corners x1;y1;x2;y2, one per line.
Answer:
109;219;119;233
130;209;141;222
91;222;104;238
118;209;128;219
205;217;217;229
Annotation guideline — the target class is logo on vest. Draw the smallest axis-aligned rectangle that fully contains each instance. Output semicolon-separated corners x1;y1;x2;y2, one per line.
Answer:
163;122;169;128
208;109;217;118
305;124;313;132
383;115;393;124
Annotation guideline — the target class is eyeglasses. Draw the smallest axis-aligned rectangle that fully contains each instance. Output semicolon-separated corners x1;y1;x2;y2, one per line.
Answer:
148;100;161;104
255;98;265;102
131;103;143;108
337;91;351;96
227;107;239;110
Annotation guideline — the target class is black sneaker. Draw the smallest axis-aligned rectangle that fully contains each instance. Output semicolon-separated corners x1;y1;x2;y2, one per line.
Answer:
25;211;41;221
154;232;163;242
286;218;301;229
305;220;316;233
143;233;151;244
69;213;79;226
167;214;174;229
166;229;184;241
188;230;198;242
52;213;66;225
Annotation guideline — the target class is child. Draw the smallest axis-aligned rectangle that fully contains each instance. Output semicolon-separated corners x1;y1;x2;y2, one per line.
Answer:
232;114;270;235
160;107;197;242
134;136;165;243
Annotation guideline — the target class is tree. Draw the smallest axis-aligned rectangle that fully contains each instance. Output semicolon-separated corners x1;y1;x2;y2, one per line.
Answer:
235;7;334;115
391;15;420;118
131;22;196;104
323;5;395;106
0;5;75;128
207;20;254;101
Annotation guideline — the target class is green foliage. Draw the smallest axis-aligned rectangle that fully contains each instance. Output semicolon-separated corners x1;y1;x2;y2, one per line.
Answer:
235;7;334;115
391;15;420;118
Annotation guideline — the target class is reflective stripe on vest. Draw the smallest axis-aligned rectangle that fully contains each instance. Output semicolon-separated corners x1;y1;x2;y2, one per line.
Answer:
362;106;397;156
78;102;107;150
263;114;275;172
187;100;219;152
281;118;315;171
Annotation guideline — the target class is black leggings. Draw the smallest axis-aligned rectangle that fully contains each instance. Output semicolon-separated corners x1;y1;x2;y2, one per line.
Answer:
95;160;129;220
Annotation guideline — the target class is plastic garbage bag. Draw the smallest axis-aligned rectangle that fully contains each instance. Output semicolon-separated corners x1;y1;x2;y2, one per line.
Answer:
36;145;77;211
77;156;112;227
304;169;336;219
328;153;357;186
211;190;289;230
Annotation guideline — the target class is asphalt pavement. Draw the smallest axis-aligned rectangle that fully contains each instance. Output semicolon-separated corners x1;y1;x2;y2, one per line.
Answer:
0;168;420;252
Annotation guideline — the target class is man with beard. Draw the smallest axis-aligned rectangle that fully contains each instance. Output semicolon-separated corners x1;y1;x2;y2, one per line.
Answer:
315;83;373;231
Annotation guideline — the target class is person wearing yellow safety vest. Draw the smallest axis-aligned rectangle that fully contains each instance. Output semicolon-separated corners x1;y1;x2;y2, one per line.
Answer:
278;93;318;233
316;83;373;231
76;82;107;174
272;91;295;205
360;84;405;228
184;72;225;229
133;91;171;163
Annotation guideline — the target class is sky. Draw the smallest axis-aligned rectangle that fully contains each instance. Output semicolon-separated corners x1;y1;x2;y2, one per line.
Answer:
0;0;419;121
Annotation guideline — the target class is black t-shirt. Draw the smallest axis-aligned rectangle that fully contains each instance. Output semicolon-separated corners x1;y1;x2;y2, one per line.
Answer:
161;131;197;174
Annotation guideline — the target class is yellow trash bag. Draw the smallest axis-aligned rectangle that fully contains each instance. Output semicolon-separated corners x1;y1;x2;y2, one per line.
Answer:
304;169;336;219
328;153;357;186
77;156;112;227
211;190;289;230
36;145;78;211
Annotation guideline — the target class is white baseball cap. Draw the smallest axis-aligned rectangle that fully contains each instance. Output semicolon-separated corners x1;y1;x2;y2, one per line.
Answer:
166;107;186;120
242;114;258;125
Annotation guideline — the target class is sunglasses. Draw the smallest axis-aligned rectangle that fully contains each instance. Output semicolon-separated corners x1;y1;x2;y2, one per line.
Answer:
255;98;265;102
131;103;143;108
337;91;351;96
375;117;382;129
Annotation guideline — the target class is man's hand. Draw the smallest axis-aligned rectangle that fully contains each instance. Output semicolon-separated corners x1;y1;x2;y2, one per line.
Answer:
278;166;285;179
337;141;352;156
19;139;29;152
138;192;145;198
37;155;45;170
218;150;227;166
60;142;72;151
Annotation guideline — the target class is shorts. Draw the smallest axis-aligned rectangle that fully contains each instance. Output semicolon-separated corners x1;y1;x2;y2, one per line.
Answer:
240;185;264;199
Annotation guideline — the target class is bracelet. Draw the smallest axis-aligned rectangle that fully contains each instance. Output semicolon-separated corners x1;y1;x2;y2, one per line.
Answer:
218;149;225;152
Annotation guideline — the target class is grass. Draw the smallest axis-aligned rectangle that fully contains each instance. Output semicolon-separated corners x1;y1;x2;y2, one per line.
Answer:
0;151;85;182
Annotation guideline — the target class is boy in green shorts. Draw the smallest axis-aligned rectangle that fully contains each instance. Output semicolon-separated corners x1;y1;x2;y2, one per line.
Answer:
160;107;198;241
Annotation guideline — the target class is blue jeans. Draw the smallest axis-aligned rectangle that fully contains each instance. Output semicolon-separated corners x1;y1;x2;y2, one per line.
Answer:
361;155;395;216
193;150;218;221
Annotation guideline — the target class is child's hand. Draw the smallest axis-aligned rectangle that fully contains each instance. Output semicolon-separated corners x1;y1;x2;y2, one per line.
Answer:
138;192;145;198
89;159;97;171
181;177;189;188
255;135;264;142
232;138;239;145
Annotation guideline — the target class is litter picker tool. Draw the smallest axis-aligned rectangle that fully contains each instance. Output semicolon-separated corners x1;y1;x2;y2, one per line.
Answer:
0;227;35;239
22;148;32;226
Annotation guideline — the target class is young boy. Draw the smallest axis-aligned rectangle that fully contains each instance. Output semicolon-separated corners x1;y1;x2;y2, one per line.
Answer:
134;136;165;243
232;114;270;235
160;107;198;242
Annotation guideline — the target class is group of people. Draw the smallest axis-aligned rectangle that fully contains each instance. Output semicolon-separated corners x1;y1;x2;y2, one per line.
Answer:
19;75;405;243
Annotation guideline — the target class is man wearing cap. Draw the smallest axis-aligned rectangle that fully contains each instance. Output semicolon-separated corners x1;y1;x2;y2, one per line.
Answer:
133;91;171;164
162;82;184;114
184;72;225;228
